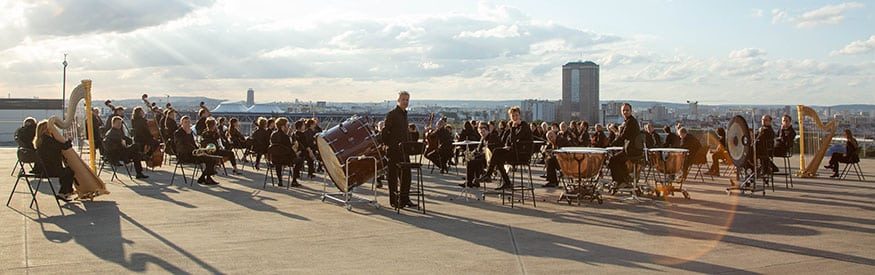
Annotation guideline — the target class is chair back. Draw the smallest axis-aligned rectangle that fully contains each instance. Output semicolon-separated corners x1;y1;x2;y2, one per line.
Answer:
401;141;426;164
511;141;534;165
17;147;39;164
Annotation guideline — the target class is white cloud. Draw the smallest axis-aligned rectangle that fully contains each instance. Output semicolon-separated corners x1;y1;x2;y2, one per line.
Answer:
751;9;764;17
457;25;523;39
771;2;865;28
831;35;875;56
728;48;767;59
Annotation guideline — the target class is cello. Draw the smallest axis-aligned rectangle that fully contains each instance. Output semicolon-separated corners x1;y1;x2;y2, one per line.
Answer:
423;113;439;156
140;94;165;168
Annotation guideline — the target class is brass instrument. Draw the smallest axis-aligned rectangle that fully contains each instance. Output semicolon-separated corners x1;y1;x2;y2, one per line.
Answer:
49;80;110;200
797;105;837;178
193;143;217;157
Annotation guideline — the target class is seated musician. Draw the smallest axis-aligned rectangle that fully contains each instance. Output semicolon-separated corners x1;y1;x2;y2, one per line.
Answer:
104;105;125;135
706;127;727;176
756;115;777;174
607;123;619;145
677;127;702;179
476;106;533;190
462;121;501;187
174;116;219;185
407;123;420;141
202;118;241;175
425;118;455;173
104;116;148;179
14;117;38;150
531;122;544;142
294;119;317;179
269;118;302;187
558;122;576;146
90;108;104;153
544;128;570;187
217;117;230;147
227;118;248;150
33;119;76;202
663;125;680;148
131;107;159;157
642;123;661;149
591;124;609;148
195;107;211;136
577;121;591;147
607;103;644;188
825;129;860;178
773;114;796;159
163;108;179;155
251;117;271;170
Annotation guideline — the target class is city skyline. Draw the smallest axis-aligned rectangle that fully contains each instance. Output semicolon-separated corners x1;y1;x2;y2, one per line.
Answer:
0;1;873;105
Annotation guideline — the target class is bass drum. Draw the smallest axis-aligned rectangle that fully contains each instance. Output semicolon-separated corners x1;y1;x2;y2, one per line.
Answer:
316;116;386;192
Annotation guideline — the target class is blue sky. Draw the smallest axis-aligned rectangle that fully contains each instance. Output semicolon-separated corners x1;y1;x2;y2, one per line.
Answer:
0;0;872;105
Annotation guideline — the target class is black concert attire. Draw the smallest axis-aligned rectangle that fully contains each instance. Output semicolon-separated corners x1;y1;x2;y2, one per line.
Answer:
132;116;159;157
464;131;502;186
577;128;591;147
251;126;271;169
608;116;643;185
774;126;796;157
607;131;617;146
294;129;317;177
643;131;662;149
679;134;702;178
269;129;302;185
195;117;208;136
480;121;533;188
14;123;36;150
663;132;681;148
89;115;104;153
560;131;577;147
756;125;776;173
103;127;144;175
383;105;413;206
408;130;420;142
228;127;248;150
545;136;571;185
592;130;609;148
35;134;75;195
163;118;179;155
425;127;454;171
827;138;859;176
174;128;217;178
201;129;237;168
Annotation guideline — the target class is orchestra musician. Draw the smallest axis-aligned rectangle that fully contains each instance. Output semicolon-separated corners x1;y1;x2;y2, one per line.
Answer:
706;127;727;176
202;118;241;174
269;118;302;187
607;123;619;145
227;118;248;151
89;108;104;153
577;121;591;147
407;123;420;141
382;91;415;208
174;116;219;185
131;106;159;157
773;115;796;159
14;117;37;150
195;105;211;136
756;115;777;174
642;123;661;149
475;106;533;190
104;116;148;179
163;107;179;155
425;118;454;173
662;125;680;148
461;121;501;187
677;127;702;179
251;117;271;170
825;129;860;178
294;119;317;179
544;127;570;187
104;105;125;135
591;124;608;148
608;103;643;188
33;119;76;201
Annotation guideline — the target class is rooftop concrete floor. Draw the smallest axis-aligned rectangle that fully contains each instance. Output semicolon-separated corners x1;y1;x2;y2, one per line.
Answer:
1;147;874;274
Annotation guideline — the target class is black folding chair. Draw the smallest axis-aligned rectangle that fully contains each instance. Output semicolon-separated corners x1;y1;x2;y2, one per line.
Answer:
502;141;536;208
7;148;64;214
841;157;866;181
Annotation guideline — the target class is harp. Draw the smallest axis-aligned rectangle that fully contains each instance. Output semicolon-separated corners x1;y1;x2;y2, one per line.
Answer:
796;105;837;178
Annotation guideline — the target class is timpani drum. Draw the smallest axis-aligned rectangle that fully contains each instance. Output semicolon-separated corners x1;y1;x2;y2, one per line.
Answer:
553;147;608;179
316;116;386;192
647;148;689;175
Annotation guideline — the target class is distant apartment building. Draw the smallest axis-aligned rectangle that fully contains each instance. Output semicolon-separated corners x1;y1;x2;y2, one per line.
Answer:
561;61;599;123
521;99;557;122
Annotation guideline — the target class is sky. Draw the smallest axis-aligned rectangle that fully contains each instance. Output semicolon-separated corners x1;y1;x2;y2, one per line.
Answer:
0;0;872;105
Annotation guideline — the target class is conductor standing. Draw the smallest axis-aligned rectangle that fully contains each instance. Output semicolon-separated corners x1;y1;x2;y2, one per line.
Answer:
383;91;414;209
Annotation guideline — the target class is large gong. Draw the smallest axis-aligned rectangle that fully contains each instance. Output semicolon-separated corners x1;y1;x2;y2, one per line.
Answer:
726;115;753;168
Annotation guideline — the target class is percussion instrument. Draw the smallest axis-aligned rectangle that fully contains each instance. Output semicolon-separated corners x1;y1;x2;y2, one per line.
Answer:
647;148;690;199
552;147;607;205
726;115;753;168
316;115;386;192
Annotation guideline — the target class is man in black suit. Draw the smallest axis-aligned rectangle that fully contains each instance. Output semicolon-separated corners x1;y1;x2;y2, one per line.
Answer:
678;127;702;179
476;106;532;190
662;125;680;148
756;115;777;174
425;118;454;173
608;103;643;188
104;116;147;179
382;91;414;208
462;121;501;187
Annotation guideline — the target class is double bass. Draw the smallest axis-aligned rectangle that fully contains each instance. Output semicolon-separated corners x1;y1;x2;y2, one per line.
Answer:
140;94;165;168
